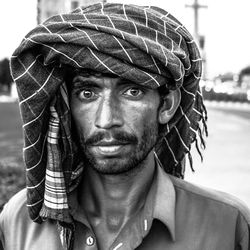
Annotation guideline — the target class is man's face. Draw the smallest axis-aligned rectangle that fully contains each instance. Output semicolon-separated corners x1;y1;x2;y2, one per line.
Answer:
70;72;161;175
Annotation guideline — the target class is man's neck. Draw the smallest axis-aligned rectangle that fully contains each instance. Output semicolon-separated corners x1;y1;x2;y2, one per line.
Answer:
78;151;156;248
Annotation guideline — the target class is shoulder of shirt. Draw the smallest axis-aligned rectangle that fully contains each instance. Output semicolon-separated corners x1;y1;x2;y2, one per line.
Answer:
0;189;28;223
168;174;250;223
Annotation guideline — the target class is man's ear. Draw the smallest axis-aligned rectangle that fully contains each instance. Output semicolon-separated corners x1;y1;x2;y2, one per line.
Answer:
158;88;181;124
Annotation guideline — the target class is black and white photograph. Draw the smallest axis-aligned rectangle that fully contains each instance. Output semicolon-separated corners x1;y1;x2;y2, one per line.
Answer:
0;0;250;249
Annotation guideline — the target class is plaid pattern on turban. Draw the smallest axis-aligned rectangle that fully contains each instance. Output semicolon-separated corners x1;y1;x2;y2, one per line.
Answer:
10;2;207;239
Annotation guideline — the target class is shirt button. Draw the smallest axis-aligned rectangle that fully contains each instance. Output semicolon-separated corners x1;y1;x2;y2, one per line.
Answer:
86;236;95;246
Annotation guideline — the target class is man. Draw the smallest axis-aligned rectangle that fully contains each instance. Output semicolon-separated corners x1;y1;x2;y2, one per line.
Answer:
0;3;250;250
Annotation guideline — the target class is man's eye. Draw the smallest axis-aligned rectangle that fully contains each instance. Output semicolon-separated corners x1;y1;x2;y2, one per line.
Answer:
78;90;96;100
124;88;144;97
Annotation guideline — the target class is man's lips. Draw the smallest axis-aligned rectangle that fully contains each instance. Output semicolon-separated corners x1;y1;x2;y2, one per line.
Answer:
89;140;131;156
92;140;130;146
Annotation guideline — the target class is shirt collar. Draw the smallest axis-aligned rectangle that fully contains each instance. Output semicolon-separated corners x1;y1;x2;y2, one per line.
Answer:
69;158;176;242
153;161;176;241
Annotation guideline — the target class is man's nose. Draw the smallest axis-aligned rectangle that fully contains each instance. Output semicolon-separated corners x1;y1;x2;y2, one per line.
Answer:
95;96;124;129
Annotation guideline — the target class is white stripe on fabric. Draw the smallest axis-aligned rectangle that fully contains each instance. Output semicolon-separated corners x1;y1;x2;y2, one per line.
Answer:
24;37;83;68
26;198;43;207
45;175;65;184
60;83;70;109
164;21;167;36
33;214;41;222
160;45;168;66
181;86;195;98
143;71;160;86
44;196;67;203
23;133;41;151
174;63;185;81
59;14;66;22
184;64;191;71
71;25;99;50
45;186;66;195
166;123;170;134
132;21;138;36
123;4;128;20
193;72;201;79
44;200;68;209
142;38;149;53
164;137;178;165
160;13;170;20
180;106;191;124
192;58;202;62
174;126;189;151
41;24;66;43
45;181;65;190
107;15;116;29
190;127;197;133
113;36;133;63
197;90;202;96
193;107;202;116
46;169;66;178
101;2;104;14
88;47;117;75
144;7;149;27
27;177;45;189
153;151;164;169
171;40;174;53
156;30;159;44
14;55;41;81
178;33;182;47
26;133;47;172
40;24;52;34
151;56;161;74
175;25;183;31
19;68;55;105
45;185;66;194
23;106;46;128
83;13;99;31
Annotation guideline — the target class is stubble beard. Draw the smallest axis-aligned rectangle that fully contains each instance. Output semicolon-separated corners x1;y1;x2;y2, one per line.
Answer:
77;123;159;175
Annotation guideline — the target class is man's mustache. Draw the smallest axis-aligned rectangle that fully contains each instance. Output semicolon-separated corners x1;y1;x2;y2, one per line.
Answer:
84;131;138;145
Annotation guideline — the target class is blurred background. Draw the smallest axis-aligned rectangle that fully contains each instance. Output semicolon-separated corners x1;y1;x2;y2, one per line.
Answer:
0;0;249;210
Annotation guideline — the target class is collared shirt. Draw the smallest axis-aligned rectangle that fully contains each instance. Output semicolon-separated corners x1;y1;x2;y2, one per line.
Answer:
1;164;250;250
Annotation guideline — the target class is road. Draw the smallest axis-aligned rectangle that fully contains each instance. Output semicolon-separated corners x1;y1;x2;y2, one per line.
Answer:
185;102;250;207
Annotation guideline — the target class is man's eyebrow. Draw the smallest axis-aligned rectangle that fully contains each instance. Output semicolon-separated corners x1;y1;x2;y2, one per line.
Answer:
117;78;142;87
72;77;100;88
117;78;153;89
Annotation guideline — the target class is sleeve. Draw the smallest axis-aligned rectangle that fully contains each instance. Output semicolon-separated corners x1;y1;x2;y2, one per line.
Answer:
0;208;5;250
238;227;250;250
236;208;250;250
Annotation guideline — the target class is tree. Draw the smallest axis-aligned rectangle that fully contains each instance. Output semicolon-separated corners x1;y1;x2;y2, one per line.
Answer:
0;58;13;93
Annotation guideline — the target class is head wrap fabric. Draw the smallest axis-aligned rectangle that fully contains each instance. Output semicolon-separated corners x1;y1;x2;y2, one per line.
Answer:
10;3;207;228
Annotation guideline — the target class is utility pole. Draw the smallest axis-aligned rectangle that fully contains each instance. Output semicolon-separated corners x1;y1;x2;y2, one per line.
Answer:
186;0;208;79
37;0;41;24
185;0;207;40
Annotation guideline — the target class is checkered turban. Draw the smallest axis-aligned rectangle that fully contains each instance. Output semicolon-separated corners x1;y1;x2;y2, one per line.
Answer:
10;2;207;234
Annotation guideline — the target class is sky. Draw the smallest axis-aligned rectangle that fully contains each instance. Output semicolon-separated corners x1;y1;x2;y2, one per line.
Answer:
0;0;250;78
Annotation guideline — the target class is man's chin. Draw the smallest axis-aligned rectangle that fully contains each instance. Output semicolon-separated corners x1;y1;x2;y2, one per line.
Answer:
89;158;137;175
